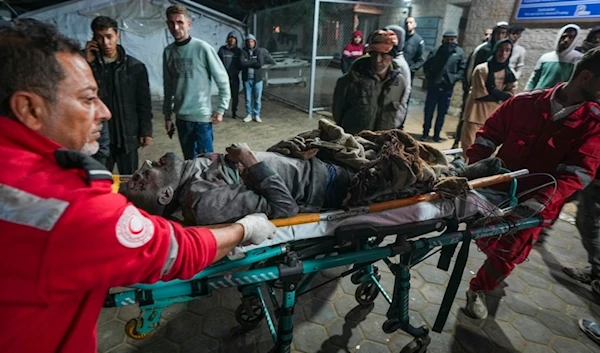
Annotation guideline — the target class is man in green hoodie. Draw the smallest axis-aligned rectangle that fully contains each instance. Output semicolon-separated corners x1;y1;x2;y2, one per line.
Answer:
163;5;231;159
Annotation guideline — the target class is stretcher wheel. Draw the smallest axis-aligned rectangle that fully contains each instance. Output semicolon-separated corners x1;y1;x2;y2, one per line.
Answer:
124;318;151;340
235;303;265;328
355;280;380;306
400;336;430;353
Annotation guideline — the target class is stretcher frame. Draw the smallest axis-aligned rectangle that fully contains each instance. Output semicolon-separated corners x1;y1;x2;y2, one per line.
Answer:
106;169;543;353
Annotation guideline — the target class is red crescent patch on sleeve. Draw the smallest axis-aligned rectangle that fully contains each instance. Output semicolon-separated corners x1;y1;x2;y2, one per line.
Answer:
116;205;155;248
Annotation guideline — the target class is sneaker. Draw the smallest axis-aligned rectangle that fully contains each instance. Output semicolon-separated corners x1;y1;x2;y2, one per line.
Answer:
465;290;488;319
420;135;428;142
433;136;447;143
579;319;600;345
563;267;596;284
254;116;262;123
243;115;253;123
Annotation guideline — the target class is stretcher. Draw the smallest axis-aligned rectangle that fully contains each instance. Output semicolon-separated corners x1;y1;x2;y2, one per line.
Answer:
106;167;545;353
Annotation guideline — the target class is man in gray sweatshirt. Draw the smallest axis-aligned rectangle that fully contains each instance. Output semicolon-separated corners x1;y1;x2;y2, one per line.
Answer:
163;5;231;159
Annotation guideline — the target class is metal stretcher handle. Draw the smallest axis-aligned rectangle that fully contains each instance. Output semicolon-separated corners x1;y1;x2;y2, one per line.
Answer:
271;169;529;227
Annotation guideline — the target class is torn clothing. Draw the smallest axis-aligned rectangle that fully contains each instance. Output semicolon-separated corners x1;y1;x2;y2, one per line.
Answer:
168;152;353;225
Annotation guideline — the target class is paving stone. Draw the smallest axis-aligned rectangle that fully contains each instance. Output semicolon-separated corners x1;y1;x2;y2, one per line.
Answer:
454;324;494;353
333;294;373;323
502;272;530;295
137;339;179;353
303;298;337;325
219;287;243;313
417;264;450;285
419;303;456;332
517;268;551;289
550;284;595;307
321;265;351;279
410;270;425;289
408;288;426;311
355;340;391;353
553;220;577;233
482;320;526;351
536;310;580;339
325;318;364;350
118;305;141;322
484;295;513;322
202;308;238;339
358;313;393;344
165;312;203;343
105;344;140;353
455;280;469;301
98;320;126;353
565;304;597;321
179;335;219;353
523;342;557;353
126;319;168;347
340;274;358;296
426;332;462;353
293;321;329;353
502;293;540;317
99;307;118;325
511;314;553;345
161;302;187;320
218;329;256;353
528;287;565;312
312;276;344;302
551;336;593;353
419;283;446;305
544;235;571;249
187;294;220;316
387;332;414;353
423;252;441;266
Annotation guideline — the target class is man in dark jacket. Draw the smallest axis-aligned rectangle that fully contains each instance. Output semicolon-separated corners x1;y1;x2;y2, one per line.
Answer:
85;16;152;174
218;32;242;119
333;29;407;134
421;30;466;142
241;34;275;123
403;16;425;83
577;25;600;53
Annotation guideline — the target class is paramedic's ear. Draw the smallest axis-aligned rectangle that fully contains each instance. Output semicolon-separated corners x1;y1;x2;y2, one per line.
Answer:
157;187;174;206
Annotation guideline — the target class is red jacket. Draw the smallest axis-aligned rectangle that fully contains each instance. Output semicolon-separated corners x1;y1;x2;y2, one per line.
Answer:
467;83;600;220
0;117;217;353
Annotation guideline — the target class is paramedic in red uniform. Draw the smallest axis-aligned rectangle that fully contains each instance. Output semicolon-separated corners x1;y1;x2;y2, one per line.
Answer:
0;20;276;353
464;47;600;320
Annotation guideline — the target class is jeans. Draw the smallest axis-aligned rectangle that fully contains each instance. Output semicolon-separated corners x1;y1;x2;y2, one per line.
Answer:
106;146;139;174
176;120;213;160
576;181;600;278
423;87;453;138
244;79;264;117
229;74;240;115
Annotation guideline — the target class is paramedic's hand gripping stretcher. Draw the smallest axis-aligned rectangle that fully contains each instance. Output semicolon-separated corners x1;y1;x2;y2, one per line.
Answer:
108;139;553;353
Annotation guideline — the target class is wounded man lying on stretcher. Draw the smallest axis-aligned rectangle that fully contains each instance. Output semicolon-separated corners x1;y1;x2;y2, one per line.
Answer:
123;127;502;225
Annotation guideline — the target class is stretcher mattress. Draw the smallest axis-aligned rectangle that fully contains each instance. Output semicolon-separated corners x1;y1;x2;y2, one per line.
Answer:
233;190;500;254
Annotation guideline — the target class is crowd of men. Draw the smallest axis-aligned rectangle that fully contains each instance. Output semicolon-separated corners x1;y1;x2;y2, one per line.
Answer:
2;4;600;351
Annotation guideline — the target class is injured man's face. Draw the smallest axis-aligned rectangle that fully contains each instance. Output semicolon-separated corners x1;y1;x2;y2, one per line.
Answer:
124;152;184;215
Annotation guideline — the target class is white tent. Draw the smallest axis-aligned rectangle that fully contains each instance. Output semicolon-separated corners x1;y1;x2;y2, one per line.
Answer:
18;0;247;99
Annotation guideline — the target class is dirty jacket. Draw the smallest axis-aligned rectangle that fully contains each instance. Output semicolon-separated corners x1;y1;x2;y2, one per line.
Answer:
90;45;152;154
332;56;407;134
170;152;339;225
525;24;582;90
467;84;600;221
403;31;425;73
423;43;466;91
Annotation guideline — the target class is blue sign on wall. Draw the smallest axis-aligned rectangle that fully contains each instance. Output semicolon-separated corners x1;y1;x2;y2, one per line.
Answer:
515;0;600;21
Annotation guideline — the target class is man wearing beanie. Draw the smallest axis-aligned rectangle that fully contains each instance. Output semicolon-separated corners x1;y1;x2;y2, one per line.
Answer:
333;29;407;134
341;30;364;74
218;32;242;119
422;29;466;142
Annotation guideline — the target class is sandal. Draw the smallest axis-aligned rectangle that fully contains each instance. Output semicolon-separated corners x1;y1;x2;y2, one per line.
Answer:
563;267;594;284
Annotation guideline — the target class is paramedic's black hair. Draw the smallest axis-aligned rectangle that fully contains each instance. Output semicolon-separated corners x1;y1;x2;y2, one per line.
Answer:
91;16;118;34
572;46;600;79
0;19;81;117
508;25;525;34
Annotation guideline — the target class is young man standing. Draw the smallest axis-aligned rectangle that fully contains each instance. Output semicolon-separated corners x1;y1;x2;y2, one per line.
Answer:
241;34;275;123
403;16;425;84
508;25;527;80
218;32;242;119
163;5;231;158
84;16;153;174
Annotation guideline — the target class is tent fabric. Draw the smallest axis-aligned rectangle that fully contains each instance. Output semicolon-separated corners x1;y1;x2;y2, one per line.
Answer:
17;0;246;99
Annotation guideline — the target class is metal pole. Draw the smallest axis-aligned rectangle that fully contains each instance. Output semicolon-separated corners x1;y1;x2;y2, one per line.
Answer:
308;0;320;119
253;12;257;36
